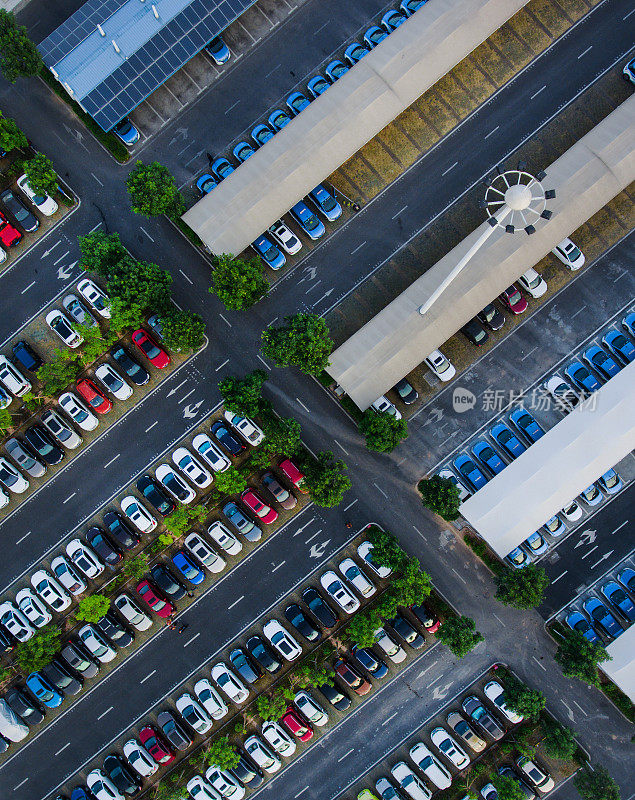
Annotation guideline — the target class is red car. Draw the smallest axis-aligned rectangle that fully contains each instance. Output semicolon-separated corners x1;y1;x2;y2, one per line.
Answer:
334;658;372;696
0;210;22;248
132;329;171;368
499;285;528;315
76;379;113;414
136;579;175;618
409;601;441;634
139;725;175;765
280;706;313;742
241;489;278;524
279;458;307;493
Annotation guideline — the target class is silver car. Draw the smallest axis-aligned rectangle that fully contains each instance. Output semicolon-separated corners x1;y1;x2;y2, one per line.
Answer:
41;409;83;449
5;437;45;478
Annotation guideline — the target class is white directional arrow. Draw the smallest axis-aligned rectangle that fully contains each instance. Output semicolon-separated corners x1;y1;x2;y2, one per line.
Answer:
432;682;453;700
309;539;331;559
183;400;204;418
312;288;334;307
167;379;188;398
41;240;62;258
574;529;597;548
561;700;575;722
429;408;444;422
591;549;614;569
304;266;318;280
63;123;84;143
57;264;74;280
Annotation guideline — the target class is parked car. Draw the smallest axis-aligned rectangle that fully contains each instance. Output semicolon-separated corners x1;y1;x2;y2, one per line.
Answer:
373;627;406;663
229;647;262;685
509;408;545;443
110;345;150;385
263;619;302;660
63;293;96;327
461;695;504;739
583;598;623;638
490;422;526;459
262;470;296;510
46;309;83;348
211;421;245;457
16;587;52;628
290;200;325;240
76;378;112;413
388;612;425;648
17;173;58;215
598;469;622;495
461;318;489;346
318;680;351;711
41;657;82;695
279;458;307;492
196;173;217;195
543;375;581;413
77;279;111;318
252;124;274;146
176;692;213;734
477;303;505;331
31;570;71;611
194;678;229;720
103;510;140;550
409;741;453;788
320;570;359;613
66;539;104;579
158;710;192;751
357;540;392;579
454;454;488;491
223;501;262;541
601;581;635;622
268;109;291;130
552;238;584;269
261;719;296;756
339;557;376;597
192;433;231;472
150;563;186;600
583;345;621;380
139;724;174;765
351;644;388;678
78;624;116;663
205;36;230;64
0;208;21;247
506;547;530;569
95;610;134;648
241;488;277;523
207;520;242;556
516;757;554;793
484;680;523;723
156;463;196;504
409;601;441;633
0;601;34;642
446;711;487;752
244;735;281;773
268;219;302;254
301;586;337;628
371;395;401;419
334;658;371;695
60;638;99;678
603;328;635;364
0;456;29;493
246;634;281;674
184;532;225;573
363;26;389;48
565;611;600;644
4;686;44;726
211;662;249;704
344;42;370;65
58;392;99;431
137;475;175;516
136;579;175;618
113;117;140;145
390;762;431;800
284;603;320;641
123;738;158;777
286;91;311;115
472;440;506;475
294;690;328;726
12;340;43;371
498;766;537;800
131;328;170;367
393;377;418;405
121;495;157;533
0;356;31;396
206;767;245;799
309;184;342;221
1;188;39;231
233;141;255;162
173;447;213;488
280;706;313;741
424;350;456;381
252;233;286;270
517;268;547;298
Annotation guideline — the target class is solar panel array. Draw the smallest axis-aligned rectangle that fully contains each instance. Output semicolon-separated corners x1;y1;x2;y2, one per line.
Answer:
39;0;128;66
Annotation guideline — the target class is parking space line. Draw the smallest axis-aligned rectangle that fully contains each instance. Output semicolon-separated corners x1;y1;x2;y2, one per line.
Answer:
381;712;399;727
62;492;77;504
179;268;194;285
228;595;244;610
182;68;202;91
215;359;230;372
266;316;278;327
184;632;201;647
613;270;627;282
551;570;568;584
20;280;35;294
271;561;286;573
441;161;458;176
572;700;588;715
97;706;113;720
484;126;499;139
337;747;355;762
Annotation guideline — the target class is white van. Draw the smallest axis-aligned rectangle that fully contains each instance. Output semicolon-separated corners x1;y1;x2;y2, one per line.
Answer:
410;742;452;790
0;356;31;396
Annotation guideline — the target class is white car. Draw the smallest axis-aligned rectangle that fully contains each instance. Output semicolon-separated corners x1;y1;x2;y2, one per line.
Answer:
16;173;58;215
409;742;452;789
120;496;157;532
187;776;219;800
114;593;152;631
320;570;360;613
263;619;302;661
294;690;328;726
223;411;265;445
95;363;133;400
58;391;99;431
207;521;242;555
77;278;111;317
437;468;471;502
78;624;117;663
424;350;456;382
87;769;124;800
0;456;29;493
484;680;524;724
374;627;406;663
517;268;547;299
268;219;302;254
176;692;213;734
46;309;84;348
552;238;585;270
0;355;31;396
156;463;196;504
0;245;5;264
184;532;226;573
66;538;105;578
194;678;229;720
543;375;580;414
339;557;376;597
391;762;432;800
192;434;231;472
0;601;35;642
517;757;555;793
371;395;402;419
41;408;83;449
173;447;213;488
357;540;392;579
211;662;250;704
561;499;583;522
244;734;282;773
16;588;52;628
261;720;296;757
51;555;87;595
30;570;71;611
0;486;8;508
123;738;158;777
63;293;97;327
430;727;470;769
205;767;245;800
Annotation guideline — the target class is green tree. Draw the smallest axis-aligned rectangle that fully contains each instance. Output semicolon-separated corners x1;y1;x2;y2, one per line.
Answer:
359;409;408;453
15;628;62;672
436;615;483;658
256;691;288;721
21;391;46;413
540;719;578;760
494;565;550;610
210;253;269;310
219;371;268;416
417;475;461;521
366;526;408;572
78;231;127;277
162;505;206;539
107;255;172;312
554;629;610;687
0;407;13;436
503;675;545;720
345;610;381;649
289;663;334;690
75;594;111;623
261;313;332;374
249;414;302;468
23;153;58;197
108;299;146;334
121;554;150;583
74;323;116;365
574;765;621;800
0;111;27;151
0;11;43;82
161;308;205;352
153;779;187;800
303;451;351;507
391;558;432;606
126;160;185;218
212;465;248;497
375;592;400;620
492;774;526;800
202;736;240;769
37;350;81;396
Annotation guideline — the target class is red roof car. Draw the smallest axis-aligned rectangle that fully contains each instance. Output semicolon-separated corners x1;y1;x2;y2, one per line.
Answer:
279;458;307;493
241;489;278;524
280;706;313;741
136;579;175;618
132;329;171;368
139;725;175;764
76;379;113;414
499;285;528;315
0;210;22;248
334;658;372;696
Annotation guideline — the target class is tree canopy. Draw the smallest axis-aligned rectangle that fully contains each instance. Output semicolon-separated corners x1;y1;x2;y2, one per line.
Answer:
417;475;461;521
390;558;432;606
161;308;205;352
303;451;351;507
261;313;332;374
345;611;381;649
540;719;578;760
0;11;43;83
75;594;111;623
491;774;526;800
126;160;185;218
212;465;248;497
37;350;81;397
210;253;269;310
78;231;127;277
256;692;288;721
107;255;172;312
23;153;58;196
554;629;610;687
503;675;545;720
202;736;240;769
574;765;621;800
15;628;62;672
219;371;268;416
366;526;408;571
0;111;27;151
494;564;549;610
359;409;408;452
436;615;483;658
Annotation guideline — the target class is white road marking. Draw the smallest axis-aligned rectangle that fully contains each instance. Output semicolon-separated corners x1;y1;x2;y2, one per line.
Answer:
417;662;437;677
15;531;31;545
219;313;232;327
140;670;156;683
520;345;538;361
577;45;593;59
441;161;458;176
53;250;70;265
451;567;467;584
305;531;321;544
88;222;103;232
225;99;241;114
184;632;201;647
338;747;355;762
91;173;104;186
551;570;568;584
580;545;598;560
350;241;367;255
373;481;389;499
13;778;28;790
179;268;194;285
271;561;286;573
178;389;196;403
140;226;155;242
530;85;546;100
624;7;635;18
493;613;506;627
333;438;349;455
570;304;587;319
257;354;271;370
295;788;310;798
484;126;499;139
381;711;399;726
145;421;159;432
573;700;588;715
54;742;71;756
215;359;230;372
103;454;120;469
343;499;358;511
296;398;311;413
228;595;244;610
305;279;321;293
612;520;628;534
532;656;547;672
97;706;113;720
392;205;408;219
265;63;282;78
612;270;627;282
63;492;77;504
21;280;35;294
313;20;329;35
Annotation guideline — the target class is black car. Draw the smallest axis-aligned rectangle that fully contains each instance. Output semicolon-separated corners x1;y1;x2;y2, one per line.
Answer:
284;604;320;642
110;346;150;386
4;685;44;725
24;425;64;465
86;527;122;566
477;303;505;331
461;317;489;346
351;645;388;678
95;611;134;648
232;753;263;787
388;613;425;649
392;378;418;405
229;648;262;684
409;602;440;632
301;587;337;629
498;767;537;800
150;564;186;600
40;657;82;696
245;635;281;674
136;475;175;516
1;188;39;232
103;511;140;550
12;341;43;372
103;753;142;795
318;680;351;711
211;421;245;456
60;640;99;679
157;710;192;751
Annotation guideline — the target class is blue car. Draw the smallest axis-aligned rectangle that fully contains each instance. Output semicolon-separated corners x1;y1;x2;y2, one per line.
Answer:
617;568;635;594
381;9;407;30
172;550;205;585
601;581;635;622
307;75;330;98
26;672;64;708
344;42;370;65
602;329;635;364
325;60;349;82
523;531;548;557
252;234;286;270
205;36;230;64
583;345;620;380
309;184;342;222
598;468;622;495
252;124;274;146
543;515;566;537
566;611;600;644
364;26;388;48
471;440;506;475
286;92;310;115
509;407;545;443
113;118;140;146
453;454;487;491
196;173;217;195
70;788;92;800
401;0;427;14
490;422;526;459
564;361;601;394
211;157;234;181
506;547;530;569
623;312;635;339
290;201;325;240
579;483;603;507
233;141;255;162
583;598;623;638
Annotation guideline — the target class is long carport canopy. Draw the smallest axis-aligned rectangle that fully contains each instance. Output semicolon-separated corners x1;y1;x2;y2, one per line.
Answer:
601;626;635;702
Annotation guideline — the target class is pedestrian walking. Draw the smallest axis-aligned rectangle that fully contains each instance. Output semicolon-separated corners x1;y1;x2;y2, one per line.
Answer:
345;521;352;529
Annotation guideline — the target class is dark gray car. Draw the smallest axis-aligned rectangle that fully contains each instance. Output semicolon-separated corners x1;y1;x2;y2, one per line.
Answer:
5;437;46;478
4;686;44;726
157;710;192;750
462;695;504;740
60;640;99;679
40;658;82;696
1;189;39;232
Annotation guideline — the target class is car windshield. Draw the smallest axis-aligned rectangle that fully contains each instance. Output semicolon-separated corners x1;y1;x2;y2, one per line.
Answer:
141;340;161;358
603;472;618;488
527;274;541;288
263;244;278;261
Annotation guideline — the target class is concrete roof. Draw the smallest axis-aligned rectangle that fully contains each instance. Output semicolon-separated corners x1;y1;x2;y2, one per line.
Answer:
601;625;635;702
327;96;635;410
182;0;530;253
460;360;635;559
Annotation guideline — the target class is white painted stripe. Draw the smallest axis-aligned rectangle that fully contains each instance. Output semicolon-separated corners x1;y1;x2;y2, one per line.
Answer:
441;161;458;176
63;492;77;504
140;669;156;683
530;85;546;100
103;454;120;468
228;595;244;610
184;632;201;647
484;125;499;139
391;205;408;219
54;742;71;756
215;359;230;372
577;45;593;59
97;706;113;720
343;499;358;511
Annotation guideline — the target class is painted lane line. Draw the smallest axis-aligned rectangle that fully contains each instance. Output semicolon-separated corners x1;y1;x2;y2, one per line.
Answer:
215;359;230;372
570;304;587;319
451;567;467;585
577;45;593;59
219;313;232;327
292;516;316;537
140;669;156;684
612;520;628;534
265;63;282;78
373;482;389;499
551;570;568;584
13;778;28;790
267;316;278;327
581;545;598;560
418;662;437;677
520;345;538;362
305;279;321;293
15;531;31;545
305;530;322;546
97;706;113;720
103;454;120;469
441;161;458;176
295;788;310;798
382;711;399;726
140;226;155;242
532;656;547;672
54;742;71;756
350;241;367;256
257;354;272;370
225;99;241;114
572;700;588;715
338;747;355;762
392;205;408;219
493;613;506;627
178;389;196;403
228;595;244;610
612;269;627;282
53;250;70;265
88;222;103;233
333;438;349;455
21;281;35;294
343;498;358;512
484;125;499;139
296;398;311;413
530;85;546;100
91;173;104;186
62;492;77;504
179;268;194;285
271;561;286;573
145;421;159;433
624;7;635;18
184;632;201;647
313;20;329;35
